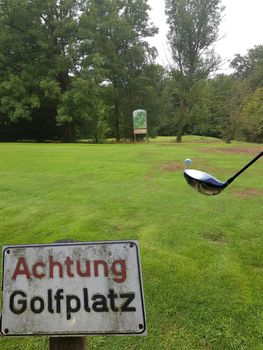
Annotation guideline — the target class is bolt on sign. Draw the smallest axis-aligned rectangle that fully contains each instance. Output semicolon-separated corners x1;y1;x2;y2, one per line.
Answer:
133;109;147;135
0;241;146;336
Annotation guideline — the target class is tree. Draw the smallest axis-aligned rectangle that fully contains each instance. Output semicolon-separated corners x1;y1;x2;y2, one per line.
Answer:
0;0;43;139
111;63;166;138
231;45;263;81
205;75;239;142
230;45;263;143
57;73;110;142
240;88;263;143
165;0;223;142
80;0;157;141
161;70;209;137
0;0;86;141
0;0;161;142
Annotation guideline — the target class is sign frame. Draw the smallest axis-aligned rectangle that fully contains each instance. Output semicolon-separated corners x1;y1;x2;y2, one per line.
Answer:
1;240;147;337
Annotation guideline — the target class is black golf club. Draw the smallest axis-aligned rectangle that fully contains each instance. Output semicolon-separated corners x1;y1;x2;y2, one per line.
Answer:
184;151;263;195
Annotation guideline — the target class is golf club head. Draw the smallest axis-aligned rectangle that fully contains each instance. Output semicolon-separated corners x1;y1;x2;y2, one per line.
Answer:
184;169;227;195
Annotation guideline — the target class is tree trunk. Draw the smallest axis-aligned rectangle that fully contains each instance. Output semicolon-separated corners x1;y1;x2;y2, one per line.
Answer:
176;133;182;143
114;105;120;142
113;82;120;142
57;70;74;142
176;114;184;143
57;72;70;92
61;122;74;142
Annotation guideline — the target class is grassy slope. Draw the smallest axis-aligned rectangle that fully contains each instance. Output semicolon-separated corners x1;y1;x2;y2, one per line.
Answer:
0;137;263;349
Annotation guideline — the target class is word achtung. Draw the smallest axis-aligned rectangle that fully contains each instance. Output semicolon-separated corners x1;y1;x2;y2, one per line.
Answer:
12;256;127;283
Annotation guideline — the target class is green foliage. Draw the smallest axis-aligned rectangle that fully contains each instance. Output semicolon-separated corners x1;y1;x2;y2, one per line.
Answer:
0;0;86;140
205;75;241;142
241;87;263;142
0;75;40;121
168;43;263;144
0;0;262;143
165;0;223;77
161;70;209;139
231;45;263;81
165;0;224;142
229;45;263;143
0;0;159;142
39;79;61;100
57;78;92;126
80;0;158;140
56;76;110;141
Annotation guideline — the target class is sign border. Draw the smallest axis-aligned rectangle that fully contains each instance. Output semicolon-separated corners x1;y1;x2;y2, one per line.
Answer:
1;240;147;337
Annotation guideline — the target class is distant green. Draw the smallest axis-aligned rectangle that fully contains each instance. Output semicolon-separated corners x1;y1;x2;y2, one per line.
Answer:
1;137;263;350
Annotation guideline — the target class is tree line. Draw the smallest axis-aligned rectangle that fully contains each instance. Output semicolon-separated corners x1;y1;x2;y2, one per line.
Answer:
0;0;262;143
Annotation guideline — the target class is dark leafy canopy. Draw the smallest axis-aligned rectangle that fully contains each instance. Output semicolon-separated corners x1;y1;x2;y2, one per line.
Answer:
0;0;86;140
231;45;263;80
80;0;158;140
230;46;263;143
197;45;263;144
206;75;243;143
0;0;159;141
0;0;262;143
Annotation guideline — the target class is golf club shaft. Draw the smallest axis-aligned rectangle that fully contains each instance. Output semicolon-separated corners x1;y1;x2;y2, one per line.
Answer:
226;151;263;185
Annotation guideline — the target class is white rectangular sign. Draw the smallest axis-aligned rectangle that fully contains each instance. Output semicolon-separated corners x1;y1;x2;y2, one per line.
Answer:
1;241;146;336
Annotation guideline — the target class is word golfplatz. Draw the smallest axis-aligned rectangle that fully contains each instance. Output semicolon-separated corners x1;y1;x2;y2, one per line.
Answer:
9;255;135;321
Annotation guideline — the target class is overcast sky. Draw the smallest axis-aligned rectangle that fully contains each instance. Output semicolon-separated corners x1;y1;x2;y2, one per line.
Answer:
147;0;263;73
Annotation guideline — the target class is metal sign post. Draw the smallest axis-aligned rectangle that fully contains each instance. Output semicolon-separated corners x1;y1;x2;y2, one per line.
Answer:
1;240;146;340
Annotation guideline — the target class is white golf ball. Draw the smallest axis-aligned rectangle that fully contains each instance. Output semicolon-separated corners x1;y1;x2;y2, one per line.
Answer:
184;158;192;165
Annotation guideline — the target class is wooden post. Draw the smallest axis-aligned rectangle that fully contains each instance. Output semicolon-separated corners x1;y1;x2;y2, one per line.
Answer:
49;337;87;350
49;239;87;350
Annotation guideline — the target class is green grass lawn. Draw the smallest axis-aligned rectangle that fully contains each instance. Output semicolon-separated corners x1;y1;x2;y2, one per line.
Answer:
0;137;263;349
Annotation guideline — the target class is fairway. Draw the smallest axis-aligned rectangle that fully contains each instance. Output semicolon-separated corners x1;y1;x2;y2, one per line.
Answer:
1;137;263;350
